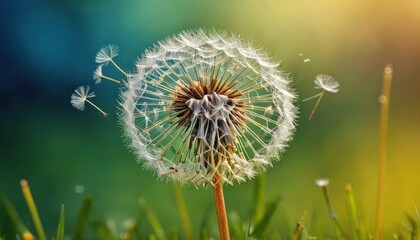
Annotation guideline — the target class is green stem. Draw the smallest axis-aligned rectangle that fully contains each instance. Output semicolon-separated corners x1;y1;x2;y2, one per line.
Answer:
20;180;46;240
375;64;393;240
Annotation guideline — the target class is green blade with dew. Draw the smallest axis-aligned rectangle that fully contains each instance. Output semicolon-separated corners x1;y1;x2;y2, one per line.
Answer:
56;204;65;240
138;198;166;240
251;196;282;238
74;196;93;240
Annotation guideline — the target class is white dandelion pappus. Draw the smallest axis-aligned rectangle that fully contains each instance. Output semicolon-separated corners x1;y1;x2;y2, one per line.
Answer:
71;85;108;117
93;64;121;85
93;64;103;84
314;74;339;93
71;85;95;111
120;29;298;186
315;178;330;187
96;44;119;64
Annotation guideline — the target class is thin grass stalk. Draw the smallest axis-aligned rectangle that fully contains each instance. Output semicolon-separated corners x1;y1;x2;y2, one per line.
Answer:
139;198;166;240
345;184;366;240
292;222;304;240
172;184;194;240
252;172;266;227
212;173;230;240
74;196;93;240
375;64;393;240
1;194;35;240
56;204;65;240
320;185;346;239
20;180;46;240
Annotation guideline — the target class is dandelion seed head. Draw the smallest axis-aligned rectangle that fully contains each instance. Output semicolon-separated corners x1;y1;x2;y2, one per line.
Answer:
314;74;339;93
120;29;298;186
71;85;95;111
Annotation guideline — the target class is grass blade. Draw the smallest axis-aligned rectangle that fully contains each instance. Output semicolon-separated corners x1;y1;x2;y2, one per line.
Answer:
20;180;46;240
172;184;193;240
251;196;282;238
252;172;266;228
345;184;366;240
74;196;93;240
91;220;115;240
1;194;35;240
375;64;393;240
229;211;245;240
199;203;213;240
56;204;65;240
121;213;144;240
138;198;166;240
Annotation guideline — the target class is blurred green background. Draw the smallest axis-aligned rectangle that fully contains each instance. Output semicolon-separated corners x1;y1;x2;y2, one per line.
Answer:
1;0;419;238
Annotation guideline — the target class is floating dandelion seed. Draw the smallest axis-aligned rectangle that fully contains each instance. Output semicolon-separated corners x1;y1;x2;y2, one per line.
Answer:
304;74;339;120
314;74;339;93
120;29;298;186
95;44;119;65
96;44;128;77
315;178;330;187
70;85;108;117
93;64;121;85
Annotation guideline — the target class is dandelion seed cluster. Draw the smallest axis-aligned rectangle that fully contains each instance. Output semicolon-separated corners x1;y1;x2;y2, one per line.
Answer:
120;29;297;186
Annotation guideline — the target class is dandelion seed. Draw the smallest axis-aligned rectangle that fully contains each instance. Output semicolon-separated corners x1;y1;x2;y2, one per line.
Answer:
70;85;108;117
314;74;339;93
93;64;103;84
95;44;119;64
306;74;339;120
120;29;298;186
315;178;330;187
303;58;311;63
93;64;121;84
95;44;128;76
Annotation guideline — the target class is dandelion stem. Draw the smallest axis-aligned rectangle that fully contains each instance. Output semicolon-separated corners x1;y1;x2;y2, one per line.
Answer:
85;99;108;117
375;64;393;240
110;59;128;77
308;89;325;120
21;180;47;240
101;75;121;84
320;184;346;239
212;173;230;240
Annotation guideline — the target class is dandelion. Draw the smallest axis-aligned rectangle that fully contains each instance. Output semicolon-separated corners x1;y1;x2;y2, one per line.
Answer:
75;29;295;240
70;85;108;117
118;29;297;239
120;29;297;186
304;74;339;120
